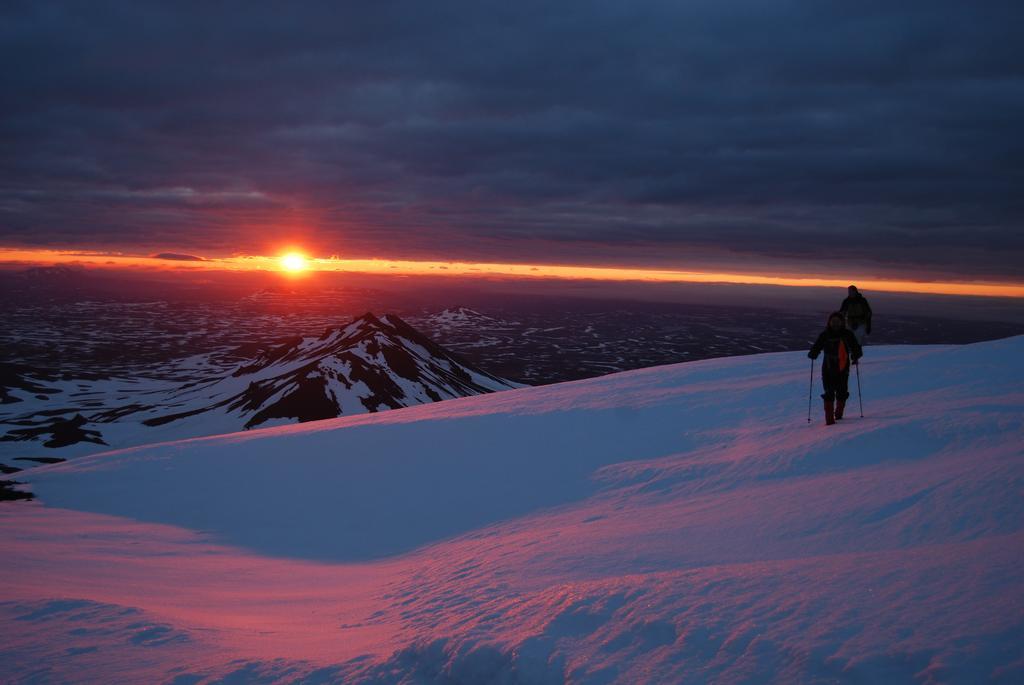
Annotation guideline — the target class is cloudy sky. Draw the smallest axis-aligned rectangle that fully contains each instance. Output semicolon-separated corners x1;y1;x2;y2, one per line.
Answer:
2;0;1022;282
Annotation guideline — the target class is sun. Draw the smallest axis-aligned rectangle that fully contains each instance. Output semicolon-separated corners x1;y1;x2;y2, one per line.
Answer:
280;252;308;273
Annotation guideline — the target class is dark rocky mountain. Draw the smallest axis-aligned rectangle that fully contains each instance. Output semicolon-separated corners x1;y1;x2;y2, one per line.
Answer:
0;313;520;465
144;312;520;429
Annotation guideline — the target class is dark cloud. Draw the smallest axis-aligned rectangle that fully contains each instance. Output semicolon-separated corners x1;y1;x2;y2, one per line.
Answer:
151;252;204;261
1;0;1023;279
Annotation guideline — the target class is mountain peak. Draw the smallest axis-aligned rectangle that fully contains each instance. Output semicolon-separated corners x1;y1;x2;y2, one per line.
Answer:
353;311;383;326
162;313;521;428
1;313;522;455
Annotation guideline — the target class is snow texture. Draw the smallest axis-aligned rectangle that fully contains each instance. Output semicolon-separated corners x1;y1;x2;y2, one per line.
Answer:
2;337;1023;683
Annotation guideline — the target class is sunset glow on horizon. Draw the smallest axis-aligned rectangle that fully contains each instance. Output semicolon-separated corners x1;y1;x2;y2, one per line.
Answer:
2;247;1024;299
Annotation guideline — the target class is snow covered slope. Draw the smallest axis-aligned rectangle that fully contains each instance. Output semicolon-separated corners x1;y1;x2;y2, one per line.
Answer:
0;313;518;464
2;337;1023;683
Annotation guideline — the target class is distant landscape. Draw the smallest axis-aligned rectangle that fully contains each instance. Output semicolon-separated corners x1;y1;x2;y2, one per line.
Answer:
4;267;1022;386
4;266;1022;472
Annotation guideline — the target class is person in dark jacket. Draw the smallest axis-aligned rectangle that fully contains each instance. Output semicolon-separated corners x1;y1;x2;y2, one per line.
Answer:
808;311;863;425
839;285;872;345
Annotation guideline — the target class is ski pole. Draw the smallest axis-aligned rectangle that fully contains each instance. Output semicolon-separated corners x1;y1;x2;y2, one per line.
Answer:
856;361;864;418
807;358;814;423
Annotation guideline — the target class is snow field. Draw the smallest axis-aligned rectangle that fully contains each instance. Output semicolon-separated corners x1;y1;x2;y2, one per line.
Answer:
2;337;1023;683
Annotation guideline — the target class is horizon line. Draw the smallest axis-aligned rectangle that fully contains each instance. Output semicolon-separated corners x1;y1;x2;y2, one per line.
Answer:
2;247;1023;299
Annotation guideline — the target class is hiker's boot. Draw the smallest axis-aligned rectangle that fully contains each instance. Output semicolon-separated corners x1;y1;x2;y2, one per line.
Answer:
835;398;846;420
824;398;836;425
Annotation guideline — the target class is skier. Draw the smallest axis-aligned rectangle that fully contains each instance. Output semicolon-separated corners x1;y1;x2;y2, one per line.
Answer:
808;312;862;425
839;285;872;345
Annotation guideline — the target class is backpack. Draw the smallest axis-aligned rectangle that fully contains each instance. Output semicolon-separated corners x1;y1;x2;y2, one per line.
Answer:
846;297;867;320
